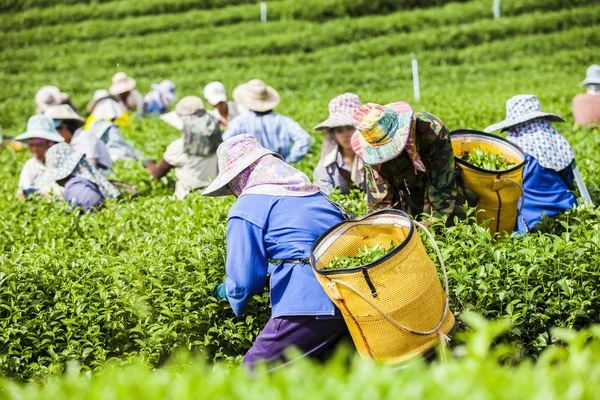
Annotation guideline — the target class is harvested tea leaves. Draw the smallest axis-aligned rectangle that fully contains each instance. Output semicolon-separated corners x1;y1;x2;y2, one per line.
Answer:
461;147;515;171
323;242;397;270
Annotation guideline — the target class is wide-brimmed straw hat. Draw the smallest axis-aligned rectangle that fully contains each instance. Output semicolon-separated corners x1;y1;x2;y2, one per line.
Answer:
580;64;600;87
160;96;205;131
44;104;85;128
484;94;565;133
314;93;362;131
109;72;137;96
35;86;69;113
202;134;280;197
87;89;117;113
351;102;415;165
233;79;280;112
45;142;84;181
14;115;65;143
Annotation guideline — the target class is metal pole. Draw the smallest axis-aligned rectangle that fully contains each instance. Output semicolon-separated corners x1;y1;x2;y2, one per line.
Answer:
411;53;421;102
493;0;500;20
260;2;267;23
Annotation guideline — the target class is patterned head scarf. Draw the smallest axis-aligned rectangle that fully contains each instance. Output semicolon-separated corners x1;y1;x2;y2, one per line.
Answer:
145;80;177;109
181;113;222;157
45;143;120;199
229;154;320;198
507;118;575;171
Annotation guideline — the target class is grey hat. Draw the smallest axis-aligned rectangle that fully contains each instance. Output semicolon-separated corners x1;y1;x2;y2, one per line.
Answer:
484;94;565;133
14;115;66;143
580;65;600;87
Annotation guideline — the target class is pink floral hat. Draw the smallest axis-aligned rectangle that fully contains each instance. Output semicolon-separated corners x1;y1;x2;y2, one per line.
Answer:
314;93;362;131
202;135;281;197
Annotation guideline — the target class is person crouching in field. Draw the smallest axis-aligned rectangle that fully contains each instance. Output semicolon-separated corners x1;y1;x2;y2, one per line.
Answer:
109;72;143;114
313;93;366;195
145;96;221;199
204;135;348;368
143;80;177;115
34;86;78;115
45;105;113;175
88;96;141;162
44;143;120;213
14;116;65;200
223;79;311;163
485;95;577;233
203;81;245;129
353;102;477;226
572;64;600;126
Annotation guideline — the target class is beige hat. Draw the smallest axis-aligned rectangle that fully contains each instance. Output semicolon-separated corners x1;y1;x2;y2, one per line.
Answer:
87;89;116;113
44;104;85;127
109;72;136;95
233;79;280;112
175;96;204;116
160;96;205;131
35;86;69;114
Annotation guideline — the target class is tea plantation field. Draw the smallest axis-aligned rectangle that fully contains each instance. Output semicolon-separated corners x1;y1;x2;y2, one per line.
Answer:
1;0;600;392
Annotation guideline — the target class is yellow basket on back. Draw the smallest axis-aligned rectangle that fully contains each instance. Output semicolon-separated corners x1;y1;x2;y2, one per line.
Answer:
311;210;455;365
451;130;526;235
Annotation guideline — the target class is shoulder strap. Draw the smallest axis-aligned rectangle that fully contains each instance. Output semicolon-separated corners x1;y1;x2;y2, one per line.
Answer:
557;163;576;192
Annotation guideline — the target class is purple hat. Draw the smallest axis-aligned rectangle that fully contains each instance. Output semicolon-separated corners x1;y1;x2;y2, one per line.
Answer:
202;135;281;197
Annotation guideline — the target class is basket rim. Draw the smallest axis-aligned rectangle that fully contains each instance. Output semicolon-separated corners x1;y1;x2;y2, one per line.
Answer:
311;209;415;276
450;129;527;175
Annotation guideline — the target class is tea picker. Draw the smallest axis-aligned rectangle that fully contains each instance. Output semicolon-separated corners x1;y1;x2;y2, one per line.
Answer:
485;95;584;233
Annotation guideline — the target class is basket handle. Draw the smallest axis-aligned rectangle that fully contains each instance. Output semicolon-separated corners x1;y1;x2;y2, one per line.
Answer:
494;177;525;215
330;220;450;336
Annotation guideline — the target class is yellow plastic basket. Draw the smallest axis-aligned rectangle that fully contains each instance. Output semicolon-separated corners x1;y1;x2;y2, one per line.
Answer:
311;210;455;365
451;130;526;235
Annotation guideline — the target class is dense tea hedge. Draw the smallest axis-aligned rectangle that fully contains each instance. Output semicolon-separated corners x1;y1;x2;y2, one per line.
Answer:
2;318;600;398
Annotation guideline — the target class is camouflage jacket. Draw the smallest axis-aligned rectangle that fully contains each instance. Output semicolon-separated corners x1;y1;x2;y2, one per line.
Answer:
365;112;477;224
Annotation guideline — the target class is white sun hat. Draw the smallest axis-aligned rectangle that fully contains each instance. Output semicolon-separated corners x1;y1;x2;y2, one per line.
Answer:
204;81;228;106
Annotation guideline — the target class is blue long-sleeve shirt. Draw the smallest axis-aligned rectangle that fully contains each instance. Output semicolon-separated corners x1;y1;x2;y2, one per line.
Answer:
516;155;577;233
222;111;311;163
224;193;344;317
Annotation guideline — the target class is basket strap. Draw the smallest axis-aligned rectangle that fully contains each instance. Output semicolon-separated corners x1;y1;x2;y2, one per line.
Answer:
330;220;450;336
494;177;525;215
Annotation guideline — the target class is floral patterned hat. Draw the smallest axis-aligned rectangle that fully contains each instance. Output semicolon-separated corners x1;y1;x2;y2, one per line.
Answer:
202;135;281;197
351;102;415;165
484;95;565;133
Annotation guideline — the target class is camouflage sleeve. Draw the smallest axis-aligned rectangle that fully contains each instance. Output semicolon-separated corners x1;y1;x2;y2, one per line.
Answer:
418;113;459;220
365;164;394;212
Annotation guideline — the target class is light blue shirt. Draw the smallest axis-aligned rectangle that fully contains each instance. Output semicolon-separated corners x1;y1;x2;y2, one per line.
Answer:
224;194;344;318
223;111;311;163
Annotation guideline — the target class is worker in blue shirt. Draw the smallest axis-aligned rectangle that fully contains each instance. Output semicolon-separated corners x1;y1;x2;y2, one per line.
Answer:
203;134;348;367
223;79;311;163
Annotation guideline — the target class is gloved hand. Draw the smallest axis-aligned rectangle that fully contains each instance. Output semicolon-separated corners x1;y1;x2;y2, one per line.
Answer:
141;157;154;168
212;282;227;300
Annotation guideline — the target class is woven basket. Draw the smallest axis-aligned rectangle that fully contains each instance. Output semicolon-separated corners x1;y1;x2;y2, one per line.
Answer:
311;210;455;364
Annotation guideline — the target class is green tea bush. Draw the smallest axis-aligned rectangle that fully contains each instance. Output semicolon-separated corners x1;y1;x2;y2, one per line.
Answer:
2;317;600;399
1;0;599;384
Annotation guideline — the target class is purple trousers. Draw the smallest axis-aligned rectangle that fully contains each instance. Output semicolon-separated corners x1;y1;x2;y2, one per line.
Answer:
243;316;349;368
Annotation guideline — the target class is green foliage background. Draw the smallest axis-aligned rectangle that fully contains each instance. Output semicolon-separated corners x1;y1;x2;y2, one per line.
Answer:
0;0;599;383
